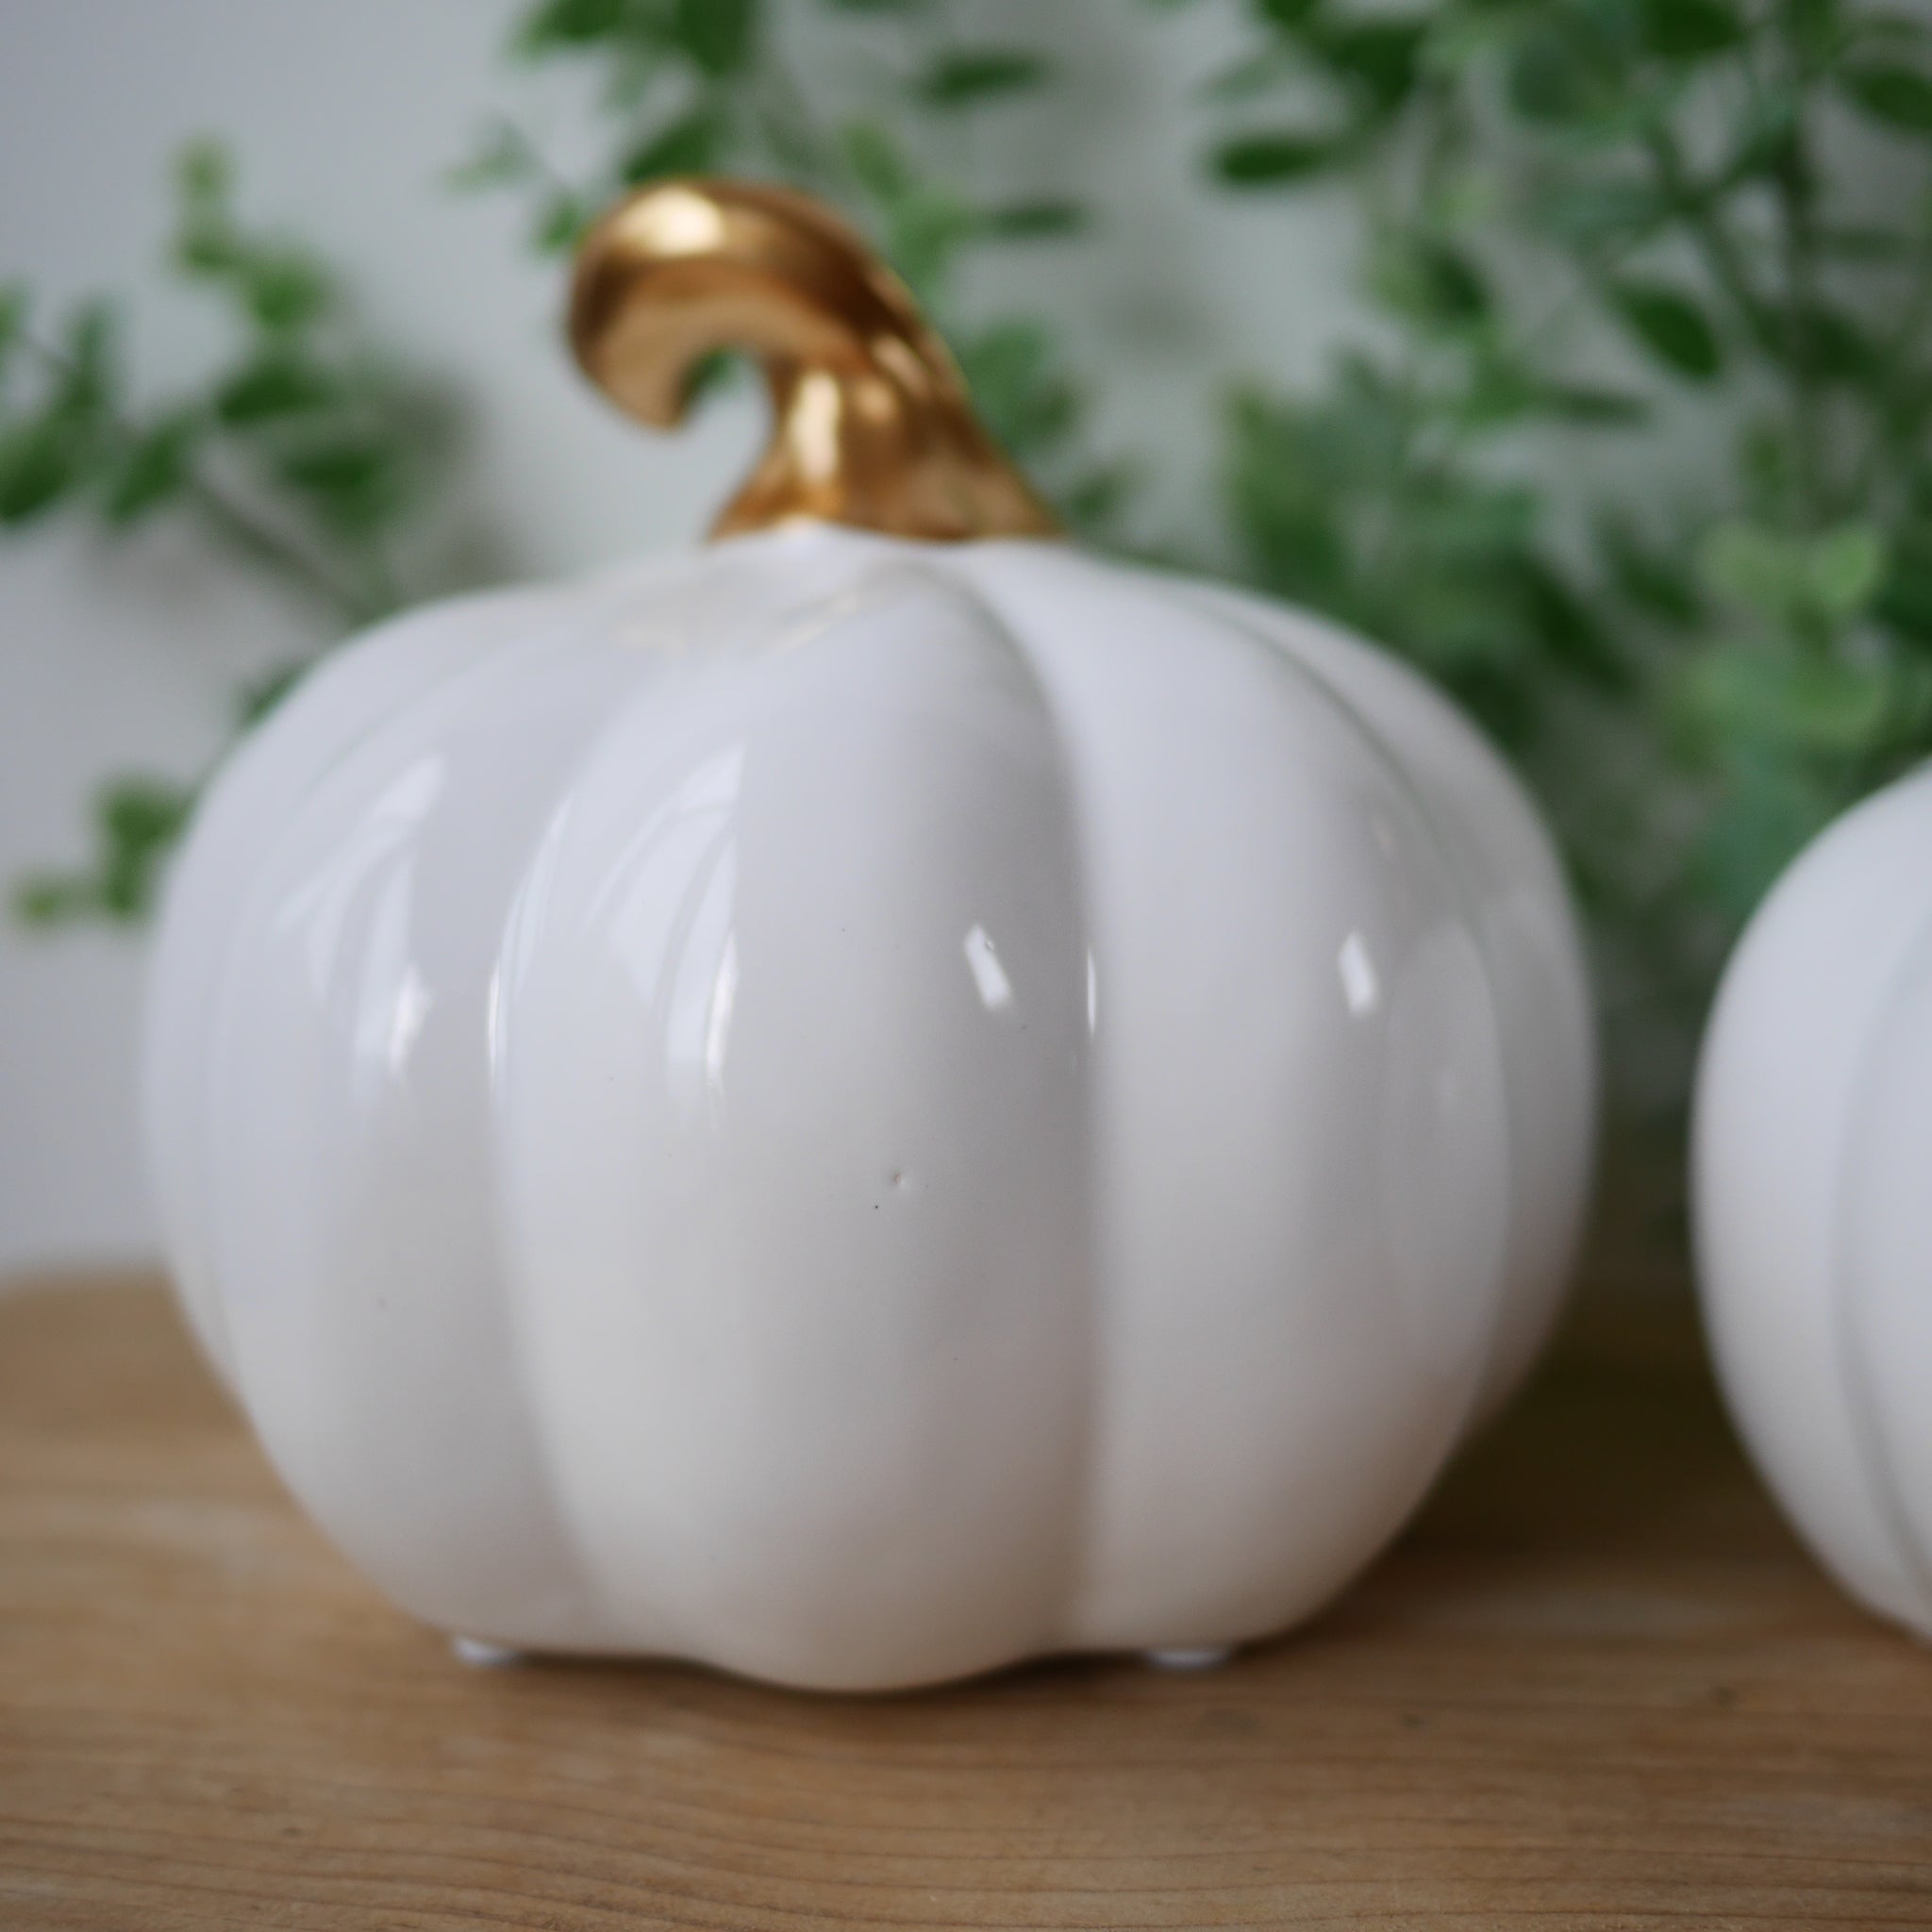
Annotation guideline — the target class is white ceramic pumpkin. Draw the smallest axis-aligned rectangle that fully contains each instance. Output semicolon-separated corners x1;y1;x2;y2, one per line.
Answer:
145;180;1596;1690
1693;760;1932;1641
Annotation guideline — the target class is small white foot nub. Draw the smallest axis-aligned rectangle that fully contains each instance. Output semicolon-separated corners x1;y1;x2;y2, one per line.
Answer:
451;1636;522;1669
1145;1645;1234;1672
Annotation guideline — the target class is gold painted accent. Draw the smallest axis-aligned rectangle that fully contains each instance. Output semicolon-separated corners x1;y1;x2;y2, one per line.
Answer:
568;178;1061;543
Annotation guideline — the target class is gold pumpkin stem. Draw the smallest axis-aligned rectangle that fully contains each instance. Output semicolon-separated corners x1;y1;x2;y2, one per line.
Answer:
568;177;1061;544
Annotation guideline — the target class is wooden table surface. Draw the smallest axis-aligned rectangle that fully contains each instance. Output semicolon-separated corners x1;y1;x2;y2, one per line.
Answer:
3;1261;1929;1930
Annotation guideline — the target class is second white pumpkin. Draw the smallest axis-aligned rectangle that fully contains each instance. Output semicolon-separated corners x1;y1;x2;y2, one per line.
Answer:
1694;760;1932;1641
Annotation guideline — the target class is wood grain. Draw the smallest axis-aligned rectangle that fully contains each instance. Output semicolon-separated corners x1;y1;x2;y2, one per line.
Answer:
1;1261;1928;1930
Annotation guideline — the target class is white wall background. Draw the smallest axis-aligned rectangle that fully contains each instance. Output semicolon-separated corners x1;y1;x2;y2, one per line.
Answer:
0;0;1357;1275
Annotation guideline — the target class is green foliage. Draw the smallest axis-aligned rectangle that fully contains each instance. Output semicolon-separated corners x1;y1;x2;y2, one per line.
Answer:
11;1;1932;1129
1213;132;1347;183
1192;0;1932;1110
455;0;1125;521
916;48;1053;108
6;142;456;926
15;777;195;924
1840;58;1932;130
1224;368;1627;753
15;8;1122;932
1608;283;1724;381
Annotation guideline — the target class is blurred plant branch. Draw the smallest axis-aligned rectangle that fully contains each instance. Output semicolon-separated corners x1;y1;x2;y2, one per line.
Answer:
451;0;1130;525
8;0;1932;1123
1179;0;1932;1110
4;141;458;924
8;0;1124;930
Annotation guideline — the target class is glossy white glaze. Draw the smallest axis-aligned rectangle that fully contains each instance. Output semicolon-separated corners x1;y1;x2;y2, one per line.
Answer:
1693;761;1932;1640
145;525;1596;1689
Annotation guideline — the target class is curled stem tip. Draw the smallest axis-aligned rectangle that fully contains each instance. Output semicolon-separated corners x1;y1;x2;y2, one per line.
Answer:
568;176;1059;543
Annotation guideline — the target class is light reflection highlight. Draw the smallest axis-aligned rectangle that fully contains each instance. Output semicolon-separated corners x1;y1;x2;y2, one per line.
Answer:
1338;930;1381;1017
964;924;1014;1013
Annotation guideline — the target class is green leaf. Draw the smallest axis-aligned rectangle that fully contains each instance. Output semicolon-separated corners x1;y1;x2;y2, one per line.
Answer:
918;48;1052;107
235;662;308;726
1257;0;1320;27
1694;520;1887;627
956;320;1080;460
673;0;757;75
1058;458;1137;530
1457;354;1540;428
841;120;914;203
1410;479;1539;559
215;355;339;423
1716;97;1799;186
1875;530;1932;641
169;144;248;290
514;0;629;55
885;185;979;300
175;138;233;206
1223;394;1353;608
246;255;333;331
1428;163;1500;233
0;282;25;385
1786;0;1842;57
12;873;100;926
620;106;723;181
448;123;539;192
1735;416;1795;519
1523;558;1633;691
99;776;194;853
1840;60;1932;131
103;413;200;525
979;200;1088;241
1807;525;1887;618
1686;651;1895;757
62;301;120;411
1538;176;1670;245
1599;515;1702;624
1509;30;1598;122
677;347;741;408
1609;281;1723;379
1369;235;1489;329
275;435;404;536
95;859;149;920
1212;131;1345;184
0;418;77;523
50;775;200;923
174;220;244;277
1312;18;1424;113
1637;0;1742;59
532;191;593;253
1698;519;1793;617
1790;304;1878;384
